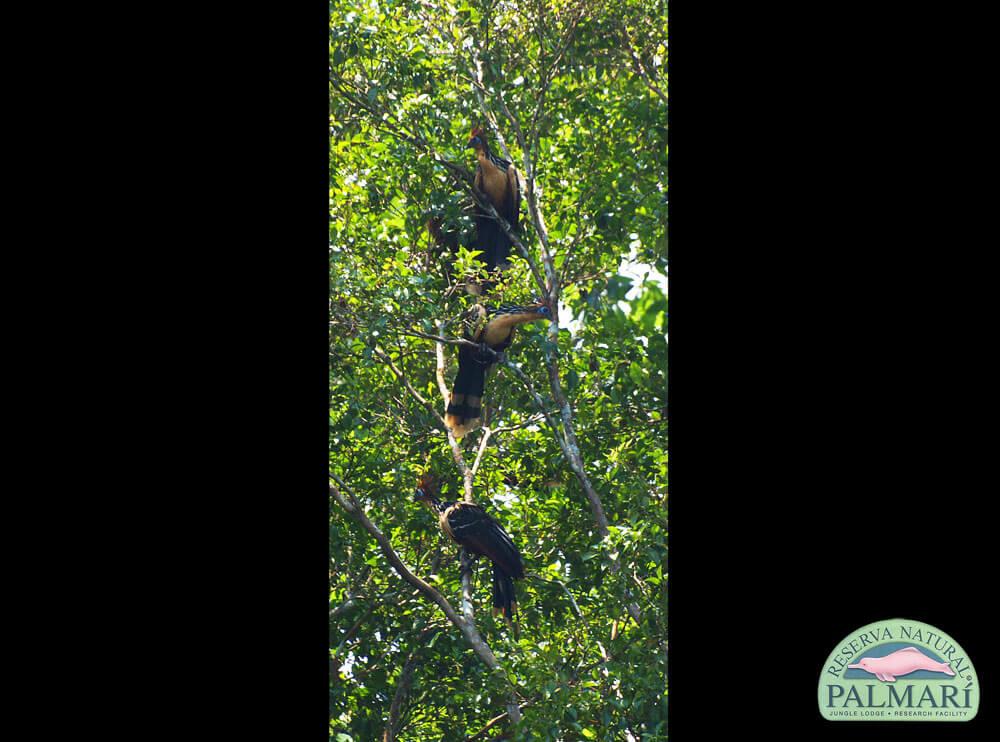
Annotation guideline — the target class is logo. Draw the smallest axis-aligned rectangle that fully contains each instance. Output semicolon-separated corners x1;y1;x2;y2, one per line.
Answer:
818;618;979;721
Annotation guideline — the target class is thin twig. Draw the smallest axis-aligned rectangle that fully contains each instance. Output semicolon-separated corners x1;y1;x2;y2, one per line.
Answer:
469;426;494;479
404;329;483;350
496;360;566;451
528;573;583;619
622;28;668;107
373;346;445;426
383;626;437;742
464;700;536;742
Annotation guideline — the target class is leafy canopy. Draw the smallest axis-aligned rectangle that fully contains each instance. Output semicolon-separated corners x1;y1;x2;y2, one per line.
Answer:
331;0;667;739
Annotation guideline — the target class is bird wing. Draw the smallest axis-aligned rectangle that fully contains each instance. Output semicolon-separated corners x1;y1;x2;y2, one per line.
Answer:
505;164;521;233
445;502;524;577
459;303;489;341
473;163;484;193
488;152;511;171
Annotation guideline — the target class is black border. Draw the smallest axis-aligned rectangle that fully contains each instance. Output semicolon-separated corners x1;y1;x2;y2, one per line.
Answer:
670;2;994;738
58;2;996;738
82;4;334;736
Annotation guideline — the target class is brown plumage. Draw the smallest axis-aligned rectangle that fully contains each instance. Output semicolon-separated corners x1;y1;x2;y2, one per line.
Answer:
414;474;525;622
468;125;521;282
444;299;551;437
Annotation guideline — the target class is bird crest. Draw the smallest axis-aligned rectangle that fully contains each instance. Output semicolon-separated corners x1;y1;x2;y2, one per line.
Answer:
469;124;486;140
416;472;439;494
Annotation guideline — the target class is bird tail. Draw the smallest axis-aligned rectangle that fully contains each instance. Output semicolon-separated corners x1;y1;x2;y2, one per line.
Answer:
491;563;518;632
444;344;488;438
474;214;512;290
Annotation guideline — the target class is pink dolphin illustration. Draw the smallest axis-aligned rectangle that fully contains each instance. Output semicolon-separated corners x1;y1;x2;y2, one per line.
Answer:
848;647;955;682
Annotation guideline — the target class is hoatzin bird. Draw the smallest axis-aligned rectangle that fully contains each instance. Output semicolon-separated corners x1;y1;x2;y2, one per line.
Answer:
468;125;521;281
414;473;524;622
444;299;550;438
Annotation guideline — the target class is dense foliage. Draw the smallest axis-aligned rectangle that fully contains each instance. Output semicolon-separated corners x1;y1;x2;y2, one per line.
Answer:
330;1;667;738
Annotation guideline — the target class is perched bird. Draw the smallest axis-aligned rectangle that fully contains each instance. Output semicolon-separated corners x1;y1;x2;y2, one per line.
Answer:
468;125;521;281
444;299;550;437
413;473;524;623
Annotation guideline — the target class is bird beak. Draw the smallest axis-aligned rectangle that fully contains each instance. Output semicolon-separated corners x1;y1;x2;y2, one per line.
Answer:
413;488;425;500
847;663;862;669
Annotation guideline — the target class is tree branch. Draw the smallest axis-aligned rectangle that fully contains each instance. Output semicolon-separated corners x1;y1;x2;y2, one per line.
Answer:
383;651;418;742
622;27;668;107
481;64;642;621
383;627;437;742
465;700;536;742
373;346;445;427
330;478;522;724
430;319;481;642
496;358;608;533
433;321;475;502
469;425;494;479
406;328;481;350
528;573;583;619
335;8;648;706
329;596;359;620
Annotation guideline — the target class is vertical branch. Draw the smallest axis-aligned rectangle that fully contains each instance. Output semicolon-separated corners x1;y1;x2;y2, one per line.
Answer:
484;88;555;290
466;41;551;299
470;426;493;478
433;320;480;639
470;51;513;163
499;359;606;532
383;647;421;742
434;320;474;502
470;27;642;622
460;549;475;624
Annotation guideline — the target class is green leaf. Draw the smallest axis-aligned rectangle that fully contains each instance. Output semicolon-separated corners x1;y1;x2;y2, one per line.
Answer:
329;0;668;733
